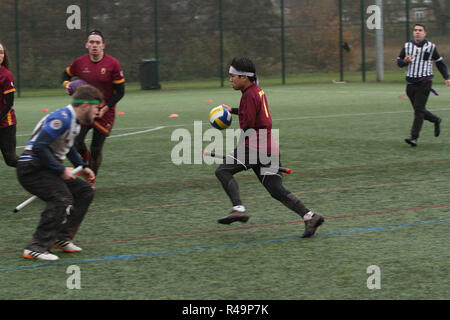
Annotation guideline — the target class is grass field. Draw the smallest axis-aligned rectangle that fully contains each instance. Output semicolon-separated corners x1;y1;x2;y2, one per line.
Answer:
0;74;449;302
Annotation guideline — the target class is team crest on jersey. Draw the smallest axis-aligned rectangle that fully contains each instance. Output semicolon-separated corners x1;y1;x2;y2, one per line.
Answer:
101;68;107;74
50;119;63;130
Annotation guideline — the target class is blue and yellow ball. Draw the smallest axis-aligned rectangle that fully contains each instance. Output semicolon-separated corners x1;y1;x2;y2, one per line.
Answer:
209;105;232;130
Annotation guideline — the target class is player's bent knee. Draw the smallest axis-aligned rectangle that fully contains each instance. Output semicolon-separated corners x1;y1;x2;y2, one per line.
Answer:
77;182;95;200
57;195;74;208
4;156;17;167
84;187;95;201
215;166;225;179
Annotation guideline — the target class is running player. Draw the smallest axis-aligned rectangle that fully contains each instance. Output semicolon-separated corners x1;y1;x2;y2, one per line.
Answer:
62;30;125;179
0;42;18;167
398;23;450;147
215;57;324;238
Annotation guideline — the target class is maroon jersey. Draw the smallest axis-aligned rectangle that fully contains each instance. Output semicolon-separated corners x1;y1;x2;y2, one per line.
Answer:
0;66;16;128
66;53;124;104
66;53;125;135
238;83;279;155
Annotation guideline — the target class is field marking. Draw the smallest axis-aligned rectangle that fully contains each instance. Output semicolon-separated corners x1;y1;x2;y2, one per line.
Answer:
1;202;448;254
0;217;448;272
15;106;450;147
16;126;166;149
42;203;450;246
0;178;444;224
107;126;165;138
2;157;450;200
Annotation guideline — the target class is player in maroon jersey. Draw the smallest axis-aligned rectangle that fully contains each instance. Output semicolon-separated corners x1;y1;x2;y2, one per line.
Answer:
62;30;125;180
215;57;324;238
0;42;18;167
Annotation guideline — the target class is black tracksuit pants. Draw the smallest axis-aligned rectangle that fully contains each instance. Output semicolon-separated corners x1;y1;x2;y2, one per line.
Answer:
214;147;310;217
17;160;94;252
406;80;440;139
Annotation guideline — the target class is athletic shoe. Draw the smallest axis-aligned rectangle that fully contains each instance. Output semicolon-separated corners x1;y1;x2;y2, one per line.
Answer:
301;213;325;238
52;241;83;253
23;249;59;261
405;138;417;147
218;210;250;224
434;118;442;137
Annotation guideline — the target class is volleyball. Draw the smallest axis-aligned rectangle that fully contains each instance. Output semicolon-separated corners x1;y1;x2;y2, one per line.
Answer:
209;105;232;130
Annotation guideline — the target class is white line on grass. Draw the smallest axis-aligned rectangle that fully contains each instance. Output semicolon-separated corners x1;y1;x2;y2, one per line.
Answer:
107;126;165;139
15;107;450;149
16;126;166;149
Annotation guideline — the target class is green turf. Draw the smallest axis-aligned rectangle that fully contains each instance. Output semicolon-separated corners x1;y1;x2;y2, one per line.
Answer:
0;78;449;300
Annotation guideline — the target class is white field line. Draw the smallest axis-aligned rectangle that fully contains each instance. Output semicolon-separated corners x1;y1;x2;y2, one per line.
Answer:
107;126;166;139
15;107;450;149
16;126;166;149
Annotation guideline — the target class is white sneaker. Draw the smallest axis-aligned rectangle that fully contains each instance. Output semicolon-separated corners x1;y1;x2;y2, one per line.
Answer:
53;241;83;253
23;249;59;261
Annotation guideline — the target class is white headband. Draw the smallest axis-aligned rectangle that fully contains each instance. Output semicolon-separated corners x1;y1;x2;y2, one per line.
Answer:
229;66;255;77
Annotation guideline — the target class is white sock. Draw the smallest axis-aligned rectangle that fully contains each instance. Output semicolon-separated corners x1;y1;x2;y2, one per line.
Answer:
232;205;246;213
303;211;314;221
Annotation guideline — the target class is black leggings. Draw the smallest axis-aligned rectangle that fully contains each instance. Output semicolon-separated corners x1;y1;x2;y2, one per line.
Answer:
215;148;310;217
74;125;107;175
0;125;18;167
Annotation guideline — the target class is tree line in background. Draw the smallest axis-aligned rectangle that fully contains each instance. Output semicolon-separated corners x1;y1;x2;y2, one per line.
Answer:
0;0;447;88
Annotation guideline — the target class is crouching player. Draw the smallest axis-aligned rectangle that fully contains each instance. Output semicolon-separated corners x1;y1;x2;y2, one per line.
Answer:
17;85;102;261
215;57;324;238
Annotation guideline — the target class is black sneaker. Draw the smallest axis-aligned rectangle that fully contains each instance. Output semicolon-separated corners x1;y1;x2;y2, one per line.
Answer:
218;210;249;224
434;118;442;137
301;213;325;238
405;138;417;147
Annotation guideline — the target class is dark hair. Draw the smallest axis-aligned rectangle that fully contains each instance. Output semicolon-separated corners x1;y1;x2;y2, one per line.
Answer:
72;85;104;107
230;57;257;83
0;42;10;69
87;29;105;42
413;23;426;31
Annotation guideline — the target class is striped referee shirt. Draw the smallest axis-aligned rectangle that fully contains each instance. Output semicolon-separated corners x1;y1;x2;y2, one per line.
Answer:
397;40;449;83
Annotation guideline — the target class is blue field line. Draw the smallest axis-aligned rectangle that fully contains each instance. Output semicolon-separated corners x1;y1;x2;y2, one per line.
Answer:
1;218;449;272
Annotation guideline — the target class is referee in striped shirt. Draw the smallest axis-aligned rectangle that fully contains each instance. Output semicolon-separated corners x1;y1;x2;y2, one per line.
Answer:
398;23;450;147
